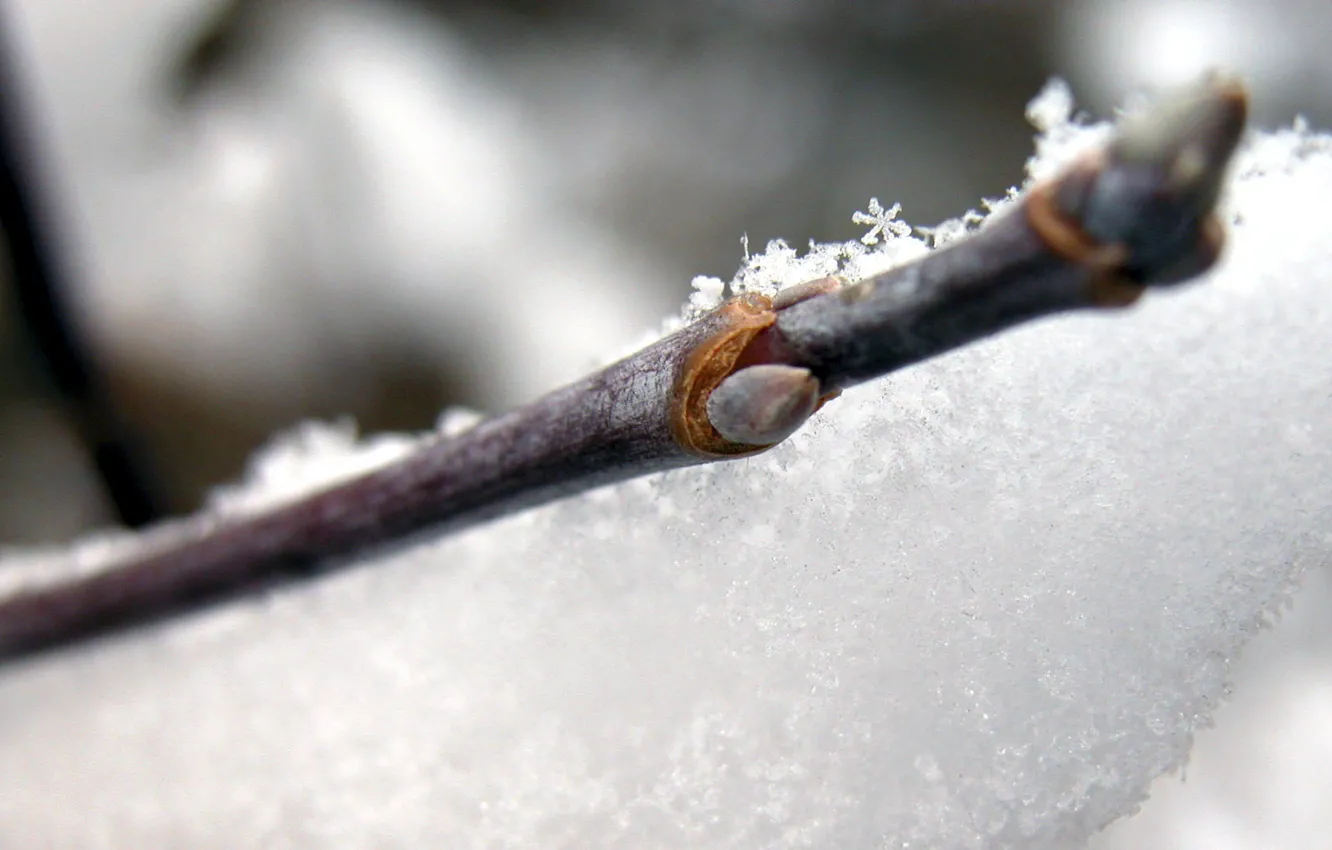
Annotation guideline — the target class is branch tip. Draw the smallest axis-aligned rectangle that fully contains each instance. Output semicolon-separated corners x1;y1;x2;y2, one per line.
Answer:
1029;74;1247;299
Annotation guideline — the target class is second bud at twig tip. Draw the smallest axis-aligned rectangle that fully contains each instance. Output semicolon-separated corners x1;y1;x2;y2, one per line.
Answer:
707;364;822;446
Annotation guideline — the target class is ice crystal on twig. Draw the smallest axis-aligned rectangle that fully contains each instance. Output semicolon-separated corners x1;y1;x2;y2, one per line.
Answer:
852;197;912;245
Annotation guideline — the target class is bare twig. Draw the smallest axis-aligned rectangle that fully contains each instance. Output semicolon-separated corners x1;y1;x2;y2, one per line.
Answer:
0;76;1247;664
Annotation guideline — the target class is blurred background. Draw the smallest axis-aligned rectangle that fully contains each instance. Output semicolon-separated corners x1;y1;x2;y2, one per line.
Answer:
0;0;1329;846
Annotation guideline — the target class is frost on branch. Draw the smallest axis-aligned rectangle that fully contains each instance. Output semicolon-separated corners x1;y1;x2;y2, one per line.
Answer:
2;86;1332;850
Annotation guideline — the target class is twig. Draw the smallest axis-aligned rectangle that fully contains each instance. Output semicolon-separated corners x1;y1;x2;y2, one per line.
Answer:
0;11;164;529
0;75;1247;664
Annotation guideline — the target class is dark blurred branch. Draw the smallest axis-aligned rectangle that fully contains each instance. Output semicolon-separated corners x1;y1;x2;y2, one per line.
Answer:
0;75;1246;665
0;10;163;528
170;0;262;102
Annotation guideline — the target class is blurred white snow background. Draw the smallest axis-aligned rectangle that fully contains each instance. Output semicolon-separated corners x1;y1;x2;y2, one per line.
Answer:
1;0;1331;847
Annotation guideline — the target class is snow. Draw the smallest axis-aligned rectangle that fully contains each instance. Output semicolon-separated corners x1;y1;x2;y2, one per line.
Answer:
2;90;1331;850
1091;567;1332;850
850;198;912;246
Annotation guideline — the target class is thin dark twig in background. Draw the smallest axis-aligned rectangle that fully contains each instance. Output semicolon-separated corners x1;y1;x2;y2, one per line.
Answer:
0;75;1246;665
0;10;163;529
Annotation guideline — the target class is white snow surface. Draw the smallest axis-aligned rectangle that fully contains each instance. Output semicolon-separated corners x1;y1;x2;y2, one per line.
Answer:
2;88;1331;849
1090;565;1332;850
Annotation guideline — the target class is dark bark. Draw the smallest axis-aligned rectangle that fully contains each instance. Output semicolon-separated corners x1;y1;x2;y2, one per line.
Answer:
0;11;163;528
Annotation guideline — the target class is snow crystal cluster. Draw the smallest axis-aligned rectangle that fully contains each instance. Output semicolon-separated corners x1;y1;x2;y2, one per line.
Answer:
2;86;1331;850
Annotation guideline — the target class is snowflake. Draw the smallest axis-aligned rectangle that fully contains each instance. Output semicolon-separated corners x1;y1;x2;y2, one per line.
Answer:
851;198;912;245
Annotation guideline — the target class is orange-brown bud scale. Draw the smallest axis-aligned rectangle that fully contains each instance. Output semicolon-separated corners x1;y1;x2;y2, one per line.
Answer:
1025;165;1144;308
669;294;779;457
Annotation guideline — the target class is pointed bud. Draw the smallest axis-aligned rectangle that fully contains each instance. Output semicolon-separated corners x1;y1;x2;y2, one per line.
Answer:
772;276;845;310
706;364;821;446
